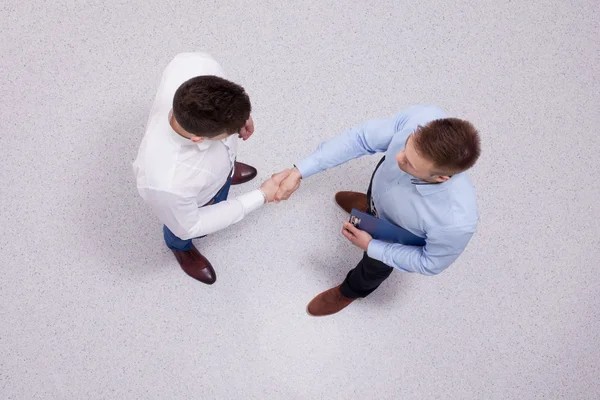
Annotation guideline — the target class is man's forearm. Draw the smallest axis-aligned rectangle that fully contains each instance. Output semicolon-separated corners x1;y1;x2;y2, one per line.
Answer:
175;190;265;240
367;240;440;276
294;134;367;178
294;116;398;178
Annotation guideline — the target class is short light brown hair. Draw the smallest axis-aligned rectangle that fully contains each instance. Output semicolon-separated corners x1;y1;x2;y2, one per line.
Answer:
413;118;481;174
173;75;251;137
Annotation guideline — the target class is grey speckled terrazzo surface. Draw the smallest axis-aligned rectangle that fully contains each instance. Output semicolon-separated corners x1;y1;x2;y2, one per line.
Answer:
1;1;599;399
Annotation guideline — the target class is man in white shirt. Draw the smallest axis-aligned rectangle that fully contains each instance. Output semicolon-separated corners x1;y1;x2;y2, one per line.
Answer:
133;53;288;285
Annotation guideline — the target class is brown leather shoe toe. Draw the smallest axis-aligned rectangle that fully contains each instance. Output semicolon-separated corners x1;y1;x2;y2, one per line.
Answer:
335;191;368;214
306;285;355;317
231;161;257;185
171;245;216;285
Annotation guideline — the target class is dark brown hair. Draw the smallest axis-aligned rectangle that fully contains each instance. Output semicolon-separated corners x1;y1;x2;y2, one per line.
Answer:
172;75;251;137
413;118;481;173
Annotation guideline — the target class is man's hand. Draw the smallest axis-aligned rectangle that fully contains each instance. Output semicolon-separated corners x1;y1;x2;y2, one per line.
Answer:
274;167;302;202
260;170;292;203
342;222;373;251
238;116;255;141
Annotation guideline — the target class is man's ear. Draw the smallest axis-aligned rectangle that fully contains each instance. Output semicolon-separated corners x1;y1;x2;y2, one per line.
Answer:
434;175;451;183
191;135;204;143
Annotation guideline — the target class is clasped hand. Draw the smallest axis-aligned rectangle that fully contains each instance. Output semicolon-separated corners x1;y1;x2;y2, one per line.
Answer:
259;168;372;251
258;167;302;203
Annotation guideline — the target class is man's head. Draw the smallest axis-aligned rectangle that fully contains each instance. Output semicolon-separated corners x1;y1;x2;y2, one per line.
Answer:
171;75;251;142
396;118;481;182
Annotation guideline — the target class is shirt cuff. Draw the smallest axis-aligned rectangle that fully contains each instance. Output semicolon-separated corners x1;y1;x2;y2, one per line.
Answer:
237;189;265;214
294;157;320;179
367;239;387;262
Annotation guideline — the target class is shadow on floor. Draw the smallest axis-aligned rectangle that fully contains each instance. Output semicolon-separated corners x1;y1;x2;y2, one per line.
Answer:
305;249;409;307
74;106;174;278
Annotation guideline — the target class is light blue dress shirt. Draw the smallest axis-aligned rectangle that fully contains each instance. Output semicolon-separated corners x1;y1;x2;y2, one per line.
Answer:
295;105;479;276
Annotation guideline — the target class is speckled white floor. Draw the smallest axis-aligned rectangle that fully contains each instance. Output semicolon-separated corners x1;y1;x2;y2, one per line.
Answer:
1;1;599;399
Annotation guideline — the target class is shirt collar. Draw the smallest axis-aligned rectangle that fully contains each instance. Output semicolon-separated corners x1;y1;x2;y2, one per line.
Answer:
167;122;212;151
169;128;196;146
196;140;211;150
166;111;194;146
414;177;453;196
166;110;210;149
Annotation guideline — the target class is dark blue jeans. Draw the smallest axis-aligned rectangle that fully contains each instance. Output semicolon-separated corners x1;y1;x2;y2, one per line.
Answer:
163;176;233;251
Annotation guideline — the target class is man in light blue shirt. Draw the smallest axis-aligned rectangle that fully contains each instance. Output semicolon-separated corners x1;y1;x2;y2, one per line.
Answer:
275;105;481;316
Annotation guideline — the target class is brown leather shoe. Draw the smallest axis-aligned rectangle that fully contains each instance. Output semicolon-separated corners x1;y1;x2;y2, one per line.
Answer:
231;162;257;185
306;285;355;317
335;191;368;214
171;245;216;284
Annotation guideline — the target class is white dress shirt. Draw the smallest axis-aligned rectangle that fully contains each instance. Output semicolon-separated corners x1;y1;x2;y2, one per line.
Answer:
133;53;264;240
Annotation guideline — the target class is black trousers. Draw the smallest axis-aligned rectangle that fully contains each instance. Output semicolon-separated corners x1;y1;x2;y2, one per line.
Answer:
340;157;394;299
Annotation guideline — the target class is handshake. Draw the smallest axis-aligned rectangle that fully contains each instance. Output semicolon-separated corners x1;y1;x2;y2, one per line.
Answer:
257;166;374;252
258;167;303;203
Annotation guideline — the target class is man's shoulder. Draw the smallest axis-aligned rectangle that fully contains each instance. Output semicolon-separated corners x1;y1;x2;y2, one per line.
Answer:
389;105;448;143
135;118;179;192
396;104;448;125
387;105;448;151
163;52;225;79
424;174;479;230
447;174;479;227
153;53;226;112
140;112;171;150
